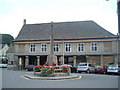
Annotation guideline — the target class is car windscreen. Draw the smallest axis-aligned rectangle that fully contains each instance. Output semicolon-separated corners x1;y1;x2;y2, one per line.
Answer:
78;64;87;66
95;66;102;68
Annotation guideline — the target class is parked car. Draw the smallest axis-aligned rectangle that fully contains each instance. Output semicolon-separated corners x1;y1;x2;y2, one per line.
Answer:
107;64;120;75
95;65;107;74
0;64;7;68
61;64;77;73
24;65;36;71
77;63;95;73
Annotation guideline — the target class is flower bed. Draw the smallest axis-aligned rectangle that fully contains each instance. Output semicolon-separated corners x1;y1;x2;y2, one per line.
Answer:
33;65;71;77
61;66;70;73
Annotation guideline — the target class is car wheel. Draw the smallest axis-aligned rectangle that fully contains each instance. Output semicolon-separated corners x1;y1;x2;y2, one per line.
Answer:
103;71;106;74
86;69;90;74
77;71;81;73
25;69;28;71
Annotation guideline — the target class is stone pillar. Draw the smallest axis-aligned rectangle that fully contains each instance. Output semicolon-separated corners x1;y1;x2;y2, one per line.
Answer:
100;55;103;65
25;56;29;66
19;57;22;70
73;56;77;67
86;55;89;63
37;56;40;65
14;56;19;69
47;55;57;66
59;56;64;65
114;55;118;65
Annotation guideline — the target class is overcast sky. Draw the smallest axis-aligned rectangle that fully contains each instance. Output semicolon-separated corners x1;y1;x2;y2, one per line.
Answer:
0;0;118;38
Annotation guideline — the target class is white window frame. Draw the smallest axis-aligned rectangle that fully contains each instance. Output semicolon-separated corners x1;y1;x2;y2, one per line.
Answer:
91;42;98;52
29;44;36;53
65;43;72;52
77;43;85;52
41;44;47;52
54;43;59;52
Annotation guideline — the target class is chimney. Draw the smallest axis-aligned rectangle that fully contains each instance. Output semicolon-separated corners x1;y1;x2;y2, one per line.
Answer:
23;19;26;25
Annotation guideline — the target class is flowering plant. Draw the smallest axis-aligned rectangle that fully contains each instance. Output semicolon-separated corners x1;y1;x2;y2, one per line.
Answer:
61;66;70;73
41;66;55;77
43;66;55;71
34;65;43;72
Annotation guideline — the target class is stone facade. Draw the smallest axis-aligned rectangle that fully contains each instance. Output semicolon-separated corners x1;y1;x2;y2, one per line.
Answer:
13;21;119;69
14;38;119;69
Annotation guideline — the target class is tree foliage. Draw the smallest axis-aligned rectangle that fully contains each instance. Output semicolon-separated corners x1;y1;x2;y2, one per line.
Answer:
0;34;14;46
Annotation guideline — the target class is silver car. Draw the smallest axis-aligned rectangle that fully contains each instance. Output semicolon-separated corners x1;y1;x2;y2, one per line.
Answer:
107;65;120;75
77;63;95;73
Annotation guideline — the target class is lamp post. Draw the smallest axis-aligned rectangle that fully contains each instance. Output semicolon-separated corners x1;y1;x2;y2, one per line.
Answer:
117;0;120;64
118;0;120;35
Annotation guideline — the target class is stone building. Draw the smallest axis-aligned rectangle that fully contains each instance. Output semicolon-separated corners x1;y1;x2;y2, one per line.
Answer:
13;20;119;69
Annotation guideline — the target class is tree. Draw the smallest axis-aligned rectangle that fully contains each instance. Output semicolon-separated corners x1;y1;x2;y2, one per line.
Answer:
0;34;14;46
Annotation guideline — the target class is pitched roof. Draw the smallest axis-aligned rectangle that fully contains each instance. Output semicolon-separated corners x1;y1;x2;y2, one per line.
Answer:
6;45;14;53
14;20;116;41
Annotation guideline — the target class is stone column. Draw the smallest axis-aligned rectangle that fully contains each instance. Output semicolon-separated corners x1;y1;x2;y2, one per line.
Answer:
100;55;103;65
25;56;29;66
73;56;77;67
59;56;64;65
37;56;40;65
114;55;118;65
14;56;19;69
47;55;57;66
86;55;89;63
19;57;22;70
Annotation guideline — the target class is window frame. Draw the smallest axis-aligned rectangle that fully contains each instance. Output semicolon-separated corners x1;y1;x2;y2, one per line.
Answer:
65;43;72;52
91;42;98;52
41;43;47;52
77;43;85;52
54;43;59;52
29;44;36;53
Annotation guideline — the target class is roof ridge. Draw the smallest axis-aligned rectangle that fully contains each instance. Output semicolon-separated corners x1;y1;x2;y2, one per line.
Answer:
25;20;94;25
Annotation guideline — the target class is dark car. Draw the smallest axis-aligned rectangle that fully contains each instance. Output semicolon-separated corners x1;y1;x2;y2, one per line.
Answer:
61;64;77;73
24;65;36;71
95;65;107;74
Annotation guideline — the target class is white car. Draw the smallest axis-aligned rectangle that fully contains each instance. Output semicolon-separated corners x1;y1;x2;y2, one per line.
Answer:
0;64;7;68
107;65;120;75
77;63;95;73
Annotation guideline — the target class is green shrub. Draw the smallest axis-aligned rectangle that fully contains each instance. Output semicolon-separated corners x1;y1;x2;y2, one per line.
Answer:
41;68;54;77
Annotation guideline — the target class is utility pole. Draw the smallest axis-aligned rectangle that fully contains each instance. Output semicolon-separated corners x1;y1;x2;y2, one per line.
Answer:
118;0;120;35
117;0;120;64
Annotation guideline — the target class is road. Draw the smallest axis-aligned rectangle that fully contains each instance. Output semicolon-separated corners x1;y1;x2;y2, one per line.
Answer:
1;69;119;88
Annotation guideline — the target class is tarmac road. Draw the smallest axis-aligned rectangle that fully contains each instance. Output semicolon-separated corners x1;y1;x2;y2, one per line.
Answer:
1;69;119;88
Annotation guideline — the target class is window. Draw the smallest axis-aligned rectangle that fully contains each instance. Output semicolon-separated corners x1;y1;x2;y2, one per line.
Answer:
77;43;84;52
54;44;59;52
41;44;47;52
29;44;35;52
91;42;98;52
65;43;71;52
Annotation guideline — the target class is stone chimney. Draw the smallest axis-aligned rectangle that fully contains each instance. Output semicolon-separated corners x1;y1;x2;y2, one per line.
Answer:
23;19;26;25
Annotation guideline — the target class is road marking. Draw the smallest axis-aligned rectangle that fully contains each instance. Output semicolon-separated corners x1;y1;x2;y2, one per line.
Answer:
21;75;31;80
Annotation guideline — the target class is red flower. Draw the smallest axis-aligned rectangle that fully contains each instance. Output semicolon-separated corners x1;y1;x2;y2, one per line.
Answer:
43;66;51;68
35;65;42;69
43;66;55;71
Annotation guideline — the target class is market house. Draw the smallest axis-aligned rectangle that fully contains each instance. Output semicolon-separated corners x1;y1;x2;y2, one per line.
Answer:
13;20;119;69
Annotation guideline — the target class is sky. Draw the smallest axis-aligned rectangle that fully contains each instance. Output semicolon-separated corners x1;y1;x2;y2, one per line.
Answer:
0;0;118;38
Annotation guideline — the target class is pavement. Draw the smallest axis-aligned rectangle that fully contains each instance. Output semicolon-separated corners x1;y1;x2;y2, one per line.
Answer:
22;73;82;80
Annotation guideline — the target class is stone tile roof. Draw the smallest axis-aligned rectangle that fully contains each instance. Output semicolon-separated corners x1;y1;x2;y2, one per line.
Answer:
14;20;116;41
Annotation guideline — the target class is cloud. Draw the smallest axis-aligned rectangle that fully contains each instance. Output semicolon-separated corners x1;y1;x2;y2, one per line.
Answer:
0;0;118;37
